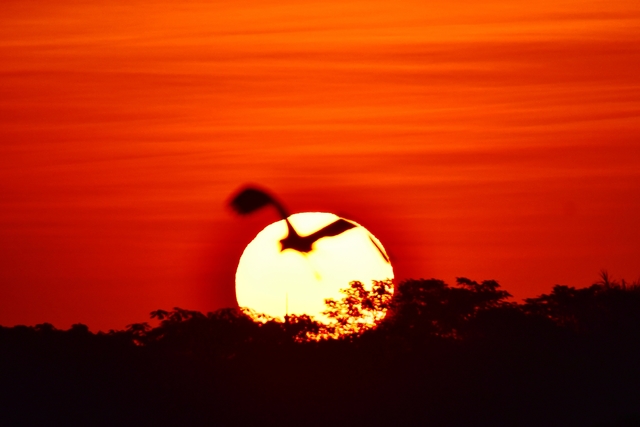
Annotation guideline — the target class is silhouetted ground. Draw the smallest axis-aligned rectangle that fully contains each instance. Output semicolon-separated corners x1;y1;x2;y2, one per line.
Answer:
2;275;639;427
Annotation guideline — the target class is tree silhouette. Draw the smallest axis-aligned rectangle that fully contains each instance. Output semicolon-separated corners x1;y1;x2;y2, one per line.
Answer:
386;277;512;341
125;322;151;345
323;279;394;338
3;274;640;427
149;309;170;321
524;272;640;338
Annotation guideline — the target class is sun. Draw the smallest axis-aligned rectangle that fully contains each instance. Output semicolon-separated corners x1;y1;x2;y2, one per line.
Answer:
235;212;394;323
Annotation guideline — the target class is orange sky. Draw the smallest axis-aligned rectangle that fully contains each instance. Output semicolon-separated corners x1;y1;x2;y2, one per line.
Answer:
1;0;639;331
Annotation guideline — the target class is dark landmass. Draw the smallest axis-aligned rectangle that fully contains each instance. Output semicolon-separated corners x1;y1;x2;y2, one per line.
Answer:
2;273;640;427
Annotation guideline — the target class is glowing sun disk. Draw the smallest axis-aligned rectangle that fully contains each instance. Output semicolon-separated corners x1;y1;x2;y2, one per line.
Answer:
235;212;394;324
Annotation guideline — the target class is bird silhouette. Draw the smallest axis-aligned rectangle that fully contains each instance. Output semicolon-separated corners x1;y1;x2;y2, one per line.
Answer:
229;186;357;253
229;186;391;264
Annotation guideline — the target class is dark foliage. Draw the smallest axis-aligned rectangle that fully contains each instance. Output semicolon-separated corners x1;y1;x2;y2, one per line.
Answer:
2;276;640;427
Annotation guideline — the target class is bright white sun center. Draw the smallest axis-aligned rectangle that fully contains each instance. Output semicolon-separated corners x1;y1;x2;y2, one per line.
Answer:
235;212;394;323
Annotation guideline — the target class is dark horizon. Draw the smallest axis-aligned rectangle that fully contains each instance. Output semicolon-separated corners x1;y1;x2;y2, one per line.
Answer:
3;273;640;426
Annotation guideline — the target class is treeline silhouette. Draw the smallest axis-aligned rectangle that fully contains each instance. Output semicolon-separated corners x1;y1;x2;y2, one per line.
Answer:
2;273;640;427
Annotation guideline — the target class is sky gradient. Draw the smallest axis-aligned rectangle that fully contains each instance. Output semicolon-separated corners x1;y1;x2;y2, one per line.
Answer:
1;0;639;330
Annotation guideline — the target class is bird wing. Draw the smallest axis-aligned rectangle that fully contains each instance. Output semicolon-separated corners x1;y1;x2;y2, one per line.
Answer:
229;186;291;219
305;218;356;244
229;187;274;215
368;236;391;264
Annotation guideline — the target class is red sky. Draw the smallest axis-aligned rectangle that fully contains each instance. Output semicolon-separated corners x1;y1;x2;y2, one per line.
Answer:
1;0;639;331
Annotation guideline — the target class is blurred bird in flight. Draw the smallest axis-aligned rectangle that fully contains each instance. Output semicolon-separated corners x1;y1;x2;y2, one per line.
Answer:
229;185;389;263
229;186;356;253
